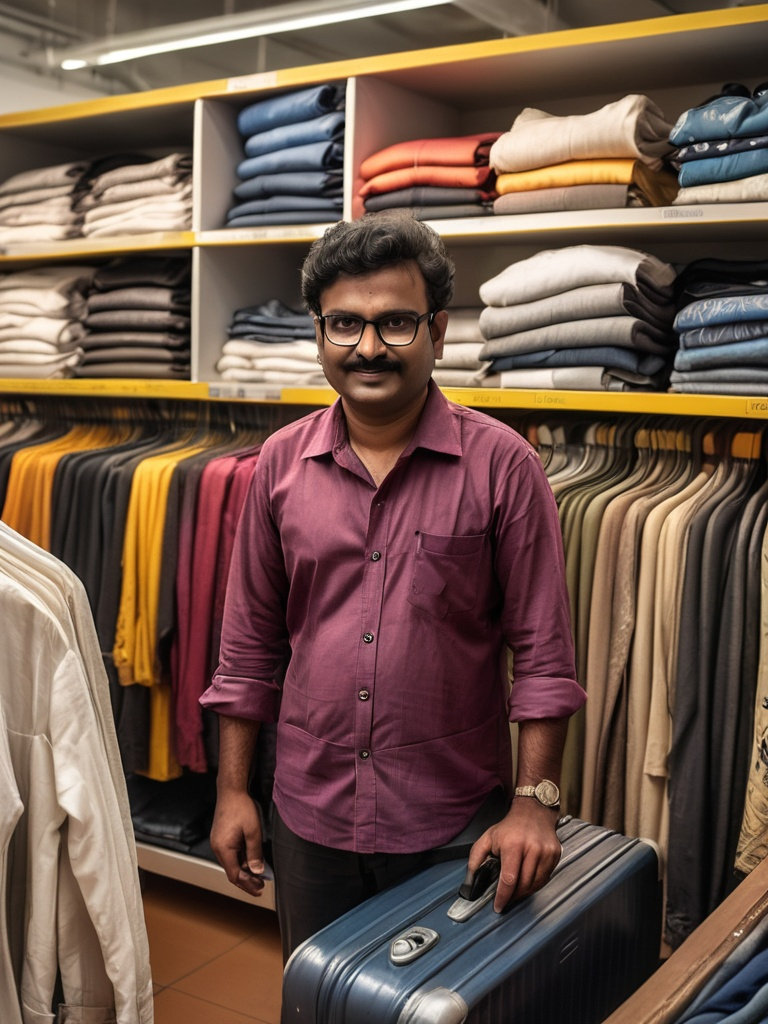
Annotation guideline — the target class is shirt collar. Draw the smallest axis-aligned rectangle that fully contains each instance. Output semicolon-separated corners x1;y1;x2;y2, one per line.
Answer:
299;380;463;461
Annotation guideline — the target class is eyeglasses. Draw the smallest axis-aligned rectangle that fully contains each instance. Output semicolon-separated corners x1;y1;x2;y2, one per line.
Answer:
315;311;435;347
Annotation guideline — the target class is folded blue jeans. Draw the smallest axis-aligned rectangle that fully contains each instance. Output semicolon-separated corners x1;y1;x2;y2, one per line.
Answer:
237;140;344;180
237;83;344;137
679;319;768;348
673;335;768;370
227;195;342;221
489;344;666;375
677;147;768;187
233;171;342;201
243;111;345;157
226;210;342;227
675;293;768;329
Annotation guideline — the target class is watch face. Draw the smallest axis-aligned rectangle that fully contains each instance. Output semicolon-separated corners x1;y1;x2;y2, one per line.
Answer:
535;780;560;807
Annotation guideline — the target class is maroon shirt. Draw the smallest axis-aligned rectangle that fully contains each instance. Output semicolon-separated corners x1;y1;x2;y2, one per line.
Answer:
201;382;584;853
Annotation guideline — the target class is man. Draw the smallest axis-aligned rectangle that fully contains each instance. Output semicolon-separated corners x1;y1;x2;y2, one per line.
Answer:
200;212;585;966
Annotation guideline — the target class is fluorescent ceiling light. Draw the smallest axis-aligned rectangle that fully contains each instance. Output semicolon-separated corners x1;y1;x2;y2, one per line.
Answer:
57;0;453;69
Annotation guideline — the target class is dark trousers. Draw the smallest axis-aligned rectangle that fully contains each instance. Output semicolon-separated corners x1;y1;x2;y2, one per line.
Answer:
272;807;432;965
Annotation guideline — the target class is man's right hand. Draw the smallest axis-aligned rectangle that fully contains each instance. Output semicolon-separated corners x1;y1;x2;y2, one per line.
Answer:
210;790;266;898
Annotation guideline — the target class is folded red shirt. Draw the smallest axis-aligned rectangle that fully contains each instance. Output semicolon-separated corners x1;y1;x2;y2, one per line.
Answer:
359;133;502;179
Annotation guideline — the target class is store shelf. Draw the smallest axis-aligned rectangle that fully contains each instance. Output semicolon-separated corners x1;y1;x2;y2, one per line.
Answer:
0;231;196;263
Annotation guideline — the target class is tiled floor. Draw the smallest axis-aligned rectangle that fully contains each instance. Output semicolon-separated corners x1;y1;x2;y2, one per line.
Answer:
141;872;283;1023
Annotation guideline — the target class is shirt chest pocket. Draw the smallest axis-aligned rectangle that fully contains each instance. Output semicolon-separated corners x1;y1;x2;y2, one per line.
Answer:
408;530;489;620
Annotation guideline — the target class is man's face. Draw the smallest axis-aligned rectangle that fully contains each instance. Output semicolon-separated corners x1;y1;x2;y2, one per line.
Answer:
315;260;447;419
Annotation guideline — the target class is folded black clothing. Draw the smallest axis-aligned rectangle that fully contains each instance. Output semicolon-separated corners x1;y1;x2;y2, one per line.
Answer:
80;331;191;350
92;255;192;291
84;309;191;332
74;362;190;378
126;771;216;848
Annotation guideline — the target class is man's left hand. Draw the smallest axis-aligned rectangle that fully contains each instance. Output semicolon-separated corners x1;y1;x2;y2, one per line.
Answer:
466;798;561;913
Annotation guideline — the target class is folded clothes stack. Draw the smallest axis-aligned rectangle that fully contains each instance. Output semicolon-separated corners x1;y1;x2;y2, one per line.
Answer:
489;94;679;215
432;307;486;386
476;244;679;390
358;133;500;219
76;255;191;379
215;298;326;385
0;264;95;377
670;82;768;204
670;257;768;394
78;153;193;237
226;83;346;228
0;162;88;245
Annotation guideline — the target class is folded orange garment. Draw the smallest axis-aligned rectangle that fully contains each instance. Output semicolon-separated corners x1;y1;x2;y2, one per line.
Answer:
360;164;496;197
359;133;502;180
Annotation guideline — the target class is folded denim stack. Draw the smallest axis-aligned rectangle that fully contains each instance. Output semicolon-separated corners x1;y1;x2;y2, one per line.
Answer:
671;83;768;204
489;95;679;214
0;162;88;245
475;244;679;390
215;299;326;385
76;255;192;379
358;134;500;219
226;84;346;228
670;257;768;394
78;154;193;237
432;307;486;386
0;264;95;377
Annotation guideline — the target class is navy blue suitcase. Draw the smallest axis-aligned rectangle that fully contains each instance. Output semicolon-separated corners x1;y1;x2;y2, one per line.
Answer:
282;819;661;1023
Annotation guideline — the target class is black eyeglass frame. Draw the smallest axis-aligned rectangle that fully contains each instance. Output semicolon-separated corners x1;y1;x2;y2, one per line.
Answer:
315;310;436;347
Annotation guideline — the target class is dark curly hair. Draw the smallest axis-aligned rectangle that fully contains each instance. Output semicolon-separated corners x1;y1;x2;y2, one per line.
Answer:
301;211;455;315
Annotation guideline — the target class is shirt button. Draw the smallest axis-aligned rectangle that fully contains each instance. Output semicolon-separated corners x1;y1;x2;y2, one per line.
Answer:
358;689;370;701
363;632;374;643
371;551;381;561
359;749;371;759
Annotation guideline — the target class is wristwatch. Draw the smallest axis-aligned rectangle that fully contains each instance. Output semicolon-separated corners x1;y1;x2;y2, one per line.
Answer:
514;779;561;809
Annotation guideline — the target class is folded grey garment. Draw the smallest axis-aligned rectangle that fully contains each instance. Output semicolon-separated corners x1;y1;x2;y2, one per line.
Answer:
81;346;190;365
82;213;192;237
81;332;190;350
218;367;329;386
0;223;82;243
0;265;96;294
93;257;191;292
479;281;675;339
435;343;485;369
89;153;193;195
83;191;192;225
414;205;491;220
672;173;768;204
0;184;74;210
0;161;89;197
431;367;480;386
221;339;317;360
490;95;675;173
74;362;190;379
0;316;85;345
85;309;191;332
479;315;675;358
364;186;491;211
493;183;629;214
0;289;87;318
479;244;677;307
76;176;192;211
87;286;191;314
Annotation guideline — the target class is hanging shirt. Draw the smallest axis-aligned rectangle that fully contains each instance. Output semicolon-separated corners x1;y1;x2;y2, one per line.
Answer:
202;382;584;854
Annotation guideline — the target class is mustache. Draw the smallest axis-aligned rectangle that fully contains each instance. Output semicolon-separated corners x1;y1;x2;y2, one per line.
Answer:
343;356;401;373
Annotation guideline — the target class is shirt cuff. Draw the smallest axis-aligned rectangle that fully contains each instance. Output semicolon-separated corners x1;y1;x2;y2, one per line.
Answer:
508;675;586;722
199;673;281;723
